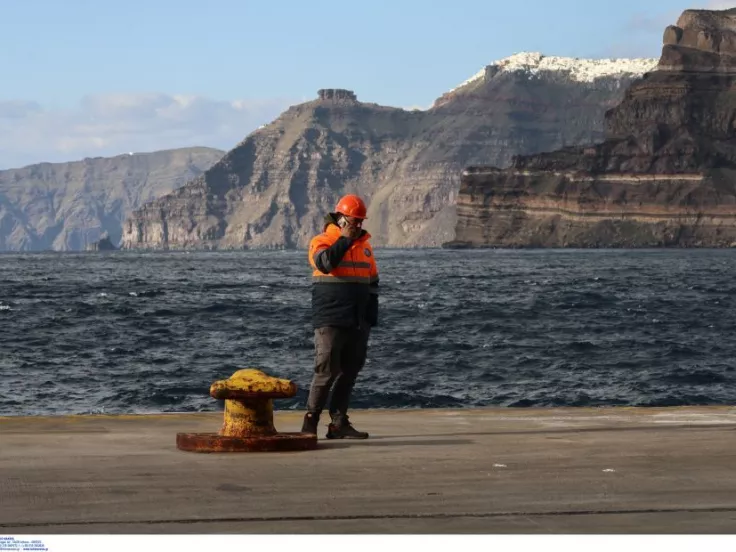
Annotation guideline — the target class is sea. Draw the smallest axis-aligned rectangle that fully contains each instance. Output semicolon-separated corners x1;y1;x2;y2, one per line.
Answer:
1;249;735;416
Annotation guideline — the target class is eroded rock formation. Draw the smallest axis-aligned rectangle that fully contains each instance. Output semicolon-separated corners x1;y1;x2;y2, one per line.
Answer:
451;9;736;248
121;53;656;250
317;89;358;102
0;147;223;251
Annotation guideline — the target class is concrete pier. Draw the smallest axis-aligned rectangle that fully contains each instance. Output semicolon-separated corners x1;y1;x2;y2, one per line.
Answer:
1;407;735;534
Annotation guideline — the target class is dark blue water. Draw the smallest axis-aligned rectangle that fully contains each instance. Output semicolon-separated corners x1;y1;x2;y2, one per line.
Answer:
1;249;735;416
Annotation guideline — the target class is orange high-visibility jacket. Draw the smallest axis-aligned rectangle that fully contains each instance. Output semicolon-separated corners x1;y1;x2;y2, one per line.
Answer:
308;221;379;329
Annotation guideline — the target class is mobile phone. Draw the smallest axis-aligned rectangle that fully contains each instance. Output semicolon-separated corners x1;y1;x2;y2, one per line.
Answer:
338;217;348;228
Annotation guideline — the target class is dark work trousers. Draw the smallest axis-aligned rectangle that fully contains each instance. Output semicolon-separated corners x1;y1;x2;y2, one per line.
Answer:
306;325;370;419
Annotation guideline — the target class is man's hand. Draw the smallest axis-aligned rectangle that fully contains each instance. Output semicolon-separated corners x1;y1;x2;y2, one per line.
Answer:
340;218;362;239
340;224;360;239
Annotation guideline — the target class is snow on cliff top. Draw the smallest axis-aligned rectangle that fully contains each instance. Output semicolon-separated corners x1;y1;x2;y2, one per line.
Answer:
450;52;659;92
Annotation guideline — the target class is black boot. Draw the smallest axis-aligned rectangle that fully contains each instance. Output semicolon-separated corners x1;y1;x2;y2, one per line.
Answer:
301;412;319;435
326;415;369;439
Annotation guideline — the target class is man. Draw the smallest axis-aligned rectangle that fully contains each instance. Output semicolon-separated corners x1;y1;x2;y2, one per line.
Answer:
302;193;379;439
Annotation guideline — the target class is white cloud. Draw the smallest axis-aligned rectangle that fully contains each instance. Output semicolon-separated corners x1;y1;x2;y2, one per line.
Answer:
0;93;298;169
0;100;43;119
402;104;433;111
706;1;735;9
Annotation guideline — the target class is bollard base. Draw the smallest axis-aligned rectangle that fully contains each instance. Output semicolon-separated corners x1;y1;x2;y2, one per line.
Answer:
176;432;317;453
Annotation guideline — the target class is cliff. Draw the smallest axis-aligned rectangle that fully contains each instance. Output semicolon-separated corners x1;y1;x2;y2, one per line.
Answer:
121;55;657;250
0;147;224;251
451;8;736;248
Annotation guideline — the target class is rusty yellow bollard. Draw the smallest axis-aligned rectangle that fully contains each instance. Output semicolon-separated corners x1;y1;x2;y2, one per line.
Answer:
176;369;317;452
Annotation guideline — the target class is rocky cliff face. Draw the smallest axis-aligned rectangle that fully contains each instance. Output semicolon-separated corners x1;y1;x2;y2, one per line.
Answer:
452;9;736;248
122;54;657;250
0;147;223;251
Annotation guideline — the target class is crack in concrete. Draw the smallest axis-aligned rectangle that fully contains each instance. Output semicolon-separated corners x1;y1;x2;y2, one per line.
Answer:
4;506;736;528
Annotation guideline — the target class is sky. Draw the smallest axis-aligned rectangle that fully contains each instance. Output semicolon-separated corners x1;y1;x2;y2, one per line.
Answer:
0;0;732;169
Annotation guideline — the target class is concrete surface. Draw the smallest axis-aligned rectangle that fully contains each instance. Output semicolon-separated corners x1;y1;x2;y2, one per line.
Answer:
1;407;735;534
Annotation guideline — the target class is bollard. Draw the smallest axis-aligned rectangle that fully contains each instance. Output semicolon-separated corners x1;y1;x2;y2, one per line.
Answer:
176;368;317;452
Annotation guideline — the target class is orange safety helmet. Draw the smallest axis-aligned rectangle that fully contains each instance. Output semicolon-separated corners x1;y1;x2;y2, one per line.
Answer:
335;194;367;219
